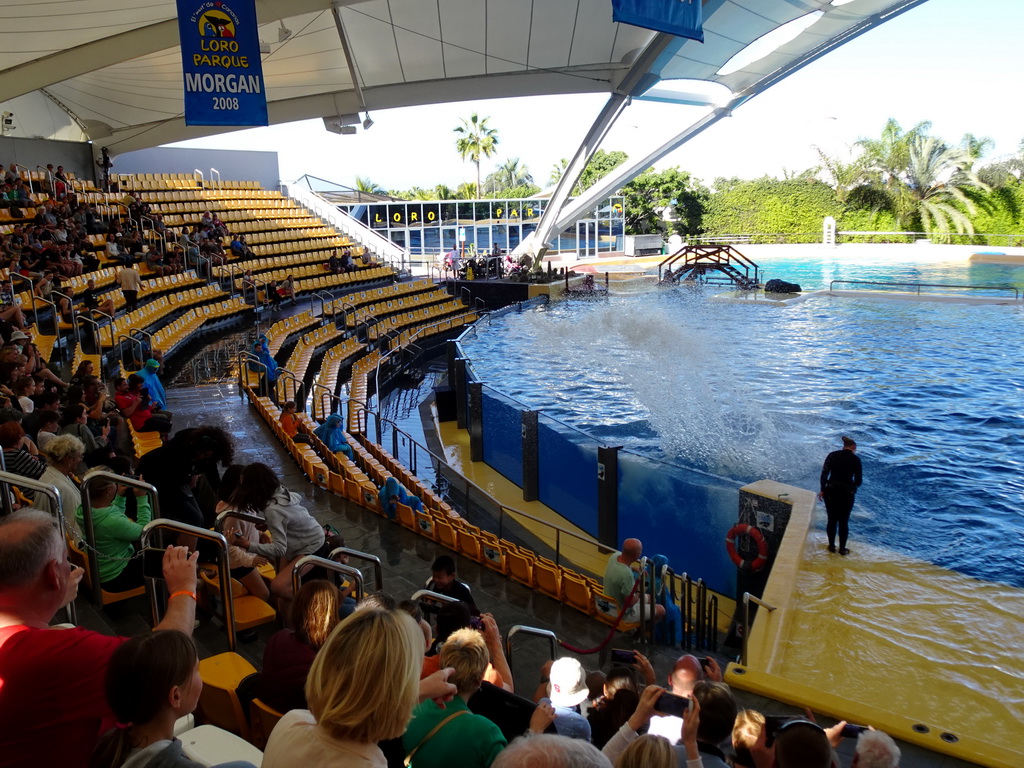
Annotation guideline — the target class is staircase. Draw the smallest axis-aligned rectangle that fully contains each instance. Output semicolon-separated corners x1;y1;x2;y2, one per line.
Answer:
659;245;761;290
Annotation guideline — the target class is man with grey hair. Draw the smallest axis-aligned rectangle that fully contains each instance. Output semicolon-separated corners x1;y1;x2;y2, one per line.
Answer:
852;730;900;768
492;734;612;768
0;509;199;767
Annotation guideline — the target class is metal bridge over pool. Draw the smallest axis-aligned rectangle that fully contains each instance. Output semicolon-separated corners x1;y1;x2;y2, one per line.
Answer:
659;245;761;290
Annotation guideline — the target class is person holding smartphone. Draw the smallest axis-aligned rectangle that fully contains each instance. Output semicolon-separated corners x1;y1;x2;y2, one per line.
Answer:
601;684;702;766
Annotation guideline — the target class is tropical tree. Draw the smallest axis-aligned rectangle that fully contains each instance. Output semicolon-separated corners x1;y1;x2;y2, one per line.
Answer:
548;150;628;196
455;181;477;200
901;134;990;237
856;118;931;205
433;184;456;200
959;132;994;166
622;167;708;236
493;157;534;191
454;113;498;199
812;144;867;204
354;175;386;196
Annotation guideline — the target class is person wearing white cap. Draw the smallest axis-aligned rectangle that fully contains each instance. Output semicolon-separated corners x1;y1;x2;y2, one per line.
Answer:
542;657;592;742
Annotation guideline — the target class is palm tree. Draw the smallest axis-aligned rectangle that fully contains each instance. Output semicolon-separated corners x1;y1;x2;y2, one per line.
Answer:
812;145;867;204
454;113;498;199
902;134;989;238
354;176;386;196
549;158;569;187
959;133;994;166
495;157;533;191
433;184;456;200
857;118;931;200
455;181;477;200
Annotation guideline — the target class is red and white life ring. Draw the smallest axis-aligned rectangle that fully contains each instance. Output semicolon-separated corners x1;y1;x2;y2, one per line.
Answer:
725;523;769;573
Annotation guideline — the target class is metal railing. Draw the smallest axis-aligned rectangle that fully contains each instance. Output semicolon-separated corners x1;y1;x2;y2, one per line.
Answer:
0;471;75;624
505;625;558;686
117;333;146;371
829;279;1020;300
80;471;160;606
410;588;458;608
238;352;270;398
289;555;365;600
141;519;239;650
329;547;384;593
51;289;81;345
740;592;777;667
287;183;408;270
274;367;303;407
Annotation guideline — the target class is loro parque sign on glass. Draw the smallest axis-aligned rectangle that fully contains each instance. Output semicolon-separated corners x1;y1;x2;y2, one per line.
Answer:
177;0;268;126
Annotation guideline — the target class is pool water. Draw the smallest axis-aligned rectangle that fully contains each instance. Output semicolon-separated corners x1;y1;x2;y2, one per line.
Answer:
461;258;1024;588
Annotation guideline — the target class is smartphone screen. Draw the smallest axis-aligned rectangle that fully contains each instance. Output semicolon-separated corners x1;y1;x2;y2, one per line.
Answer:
142;547;166;580
654;691;691;717
610;648;637;664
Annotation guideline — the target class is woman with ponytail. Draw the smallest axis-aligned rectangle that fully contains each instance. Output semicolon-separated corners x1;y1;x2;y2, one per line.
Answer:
90;630;255;768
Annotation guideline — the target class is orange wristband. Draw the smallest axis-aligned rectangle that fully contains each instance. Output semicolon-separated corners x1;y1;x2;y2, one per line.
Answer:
169;590;197;602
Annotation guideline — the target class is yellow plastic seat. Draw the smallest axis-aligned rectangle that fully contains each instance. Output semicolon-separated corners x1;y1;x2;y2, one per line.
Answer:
67;536;145;605
249;698;284;750
560;569;595;615
395;501;418;532
503;544;535;587
593;592;640;630
456;526;484;563
197;652;258;739
533;557;562;600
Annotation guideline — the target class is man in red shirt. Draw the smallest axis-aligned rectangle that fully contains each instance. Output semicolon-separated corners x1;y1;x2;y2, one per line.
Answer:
0;509;199;768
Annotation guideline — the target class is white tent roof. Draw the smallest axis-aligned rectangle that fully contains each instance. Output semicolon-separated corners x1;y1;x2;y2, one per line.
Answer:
0;0;928;153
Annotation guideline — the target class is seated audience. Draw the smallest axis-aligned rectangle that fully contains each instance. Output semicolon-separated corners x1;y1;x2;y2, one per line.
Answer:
255;579;343;714
228;462;327;605
422;602;513;692
404;629;555;768
217;463;271;602
493;735;612;768
541;657;592;742
379;475;424;520
74;470;152;593
426;554;477;613
853;730;901;768
0;510;199;767
33;408;61;450
587;666;642;749
0;420;47;494
603;538;665;625
137;357;168;411
648;654;722;743
32;434;85;528
731;709;765;768
601;685;702;767
279;401;311;444
261;608;457;767
250;334;278;384
615;735;676;768
90;630;256;768
312;412;352;458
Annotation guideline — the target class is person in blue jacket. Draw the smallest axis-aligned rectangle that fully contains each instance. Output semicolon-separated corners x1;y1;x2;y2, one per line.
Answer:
312;413;353;460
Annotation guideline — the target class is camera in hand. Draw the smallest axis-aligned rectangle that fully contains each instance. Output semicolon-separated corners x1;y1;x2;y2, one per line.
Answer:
142;547;166;580
841;724;868;738
610;648;637;664
654;691;691;717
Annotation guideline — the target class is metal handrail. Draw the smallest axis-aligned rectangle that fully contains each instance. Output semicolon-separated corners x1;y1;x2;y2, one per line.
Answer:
328;547;383;593
290;555;365;601
410;588;458;607
117;333;146;371
275;368;303;407
0;471;75;624
310;381;343;422
209;168;220;188
76;310;117;354
51;289;82;345
505;625;558;686
238;352;270;398
740;592;777;667
309;290;333;320
81;471;160;607
141;519;238;650
344;392;602;570
14;164;32;195
829;279;1020;300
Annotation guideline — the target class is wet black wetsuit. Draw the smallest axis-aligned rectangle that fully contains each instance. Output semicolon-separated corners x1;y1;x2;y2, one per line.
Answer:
820;448;862;551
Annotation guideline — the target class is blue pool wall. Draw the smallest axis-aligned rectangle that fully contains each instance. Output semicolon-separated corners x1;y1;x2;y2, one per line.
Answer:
462;347;740;595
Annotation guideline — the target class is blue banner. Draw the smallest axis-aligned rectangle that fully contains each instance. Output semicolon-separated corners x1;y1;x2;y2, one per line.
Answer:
177;0;268;126
612;0;704;42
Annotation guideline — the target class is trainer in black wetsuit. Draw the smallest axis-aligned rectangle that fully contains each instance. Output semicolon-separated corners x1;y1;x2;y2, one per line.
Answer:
818;436;862;555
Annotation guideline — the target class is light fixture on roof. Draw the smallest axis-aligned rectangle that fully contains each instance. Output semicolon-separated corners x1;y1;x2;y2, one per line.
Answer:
1;112;14;136
831;0;857;5
258;41;272;55
323;114;361;134
362;113;374;130
716;11;825;76
278;21;292;43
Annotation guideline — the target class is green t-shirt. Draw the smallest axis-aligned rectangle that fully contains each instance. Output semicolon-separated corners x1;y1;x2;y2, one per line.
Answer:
604;553;636;607
402;696;506;768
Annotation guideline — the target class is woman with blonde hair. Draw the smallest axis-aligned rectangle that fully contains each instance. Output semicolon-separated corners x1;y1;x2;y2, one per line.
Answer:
262;608;456;767
731;709;765;768
616;734;676;768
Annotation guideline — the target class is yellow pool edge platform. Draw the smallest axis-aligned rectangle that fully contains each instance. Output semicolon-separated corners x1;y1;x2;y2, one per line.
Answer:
724;480;1021;768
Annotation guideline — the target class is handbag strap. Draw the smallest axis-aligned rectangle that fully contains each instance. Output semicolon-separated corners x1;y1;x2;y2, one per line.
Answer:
404;709;469;766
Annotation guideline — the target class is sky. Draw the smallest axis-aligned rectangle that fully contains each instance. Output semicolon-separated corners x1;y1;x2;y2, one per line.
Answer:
169;0;1024;193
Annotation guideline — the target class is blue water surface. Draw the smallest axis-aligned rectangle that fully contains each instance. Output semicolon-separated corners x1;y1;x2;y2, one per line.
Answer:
462;256;1024;588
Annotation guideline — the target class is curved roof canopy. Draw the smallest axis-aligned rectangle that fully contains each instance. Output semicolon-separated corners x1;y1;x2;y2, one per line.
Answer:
0;0;927;154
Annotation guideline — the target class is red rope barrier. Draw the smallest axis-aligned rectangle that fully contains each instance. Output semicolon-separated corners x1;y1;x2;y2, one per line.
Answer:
556;577;641;655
